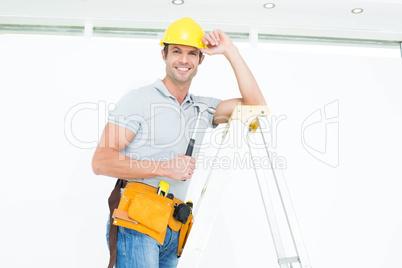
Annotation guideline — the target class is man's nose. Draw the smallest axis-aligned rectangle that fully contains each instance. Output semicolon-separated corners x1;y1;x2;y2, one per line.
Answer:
178;53;189;64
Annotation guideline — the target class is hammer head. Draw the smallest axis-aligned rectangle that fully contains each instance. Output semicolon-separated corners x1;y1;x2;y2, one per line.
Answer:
185;102;216;115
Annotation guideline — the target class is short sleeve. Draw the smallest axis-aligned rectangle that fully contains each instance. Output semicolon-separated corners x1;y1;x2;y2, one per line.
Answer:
108;89;145;134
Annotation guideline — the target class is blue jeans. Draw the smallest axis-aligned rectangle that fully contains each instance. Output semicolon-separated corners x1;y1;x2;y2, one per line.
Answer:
107;220;179;268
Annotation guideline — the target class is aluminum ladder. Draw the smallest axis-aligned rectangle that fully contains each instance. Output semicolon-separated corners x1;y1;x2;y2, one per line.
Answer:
178;105;312;268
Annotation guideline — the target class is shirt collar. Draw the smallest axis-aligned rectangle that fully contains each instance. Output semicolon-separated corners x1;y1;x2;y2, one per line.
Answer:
153;79;194;105
183;92;194;104
153;79;175;99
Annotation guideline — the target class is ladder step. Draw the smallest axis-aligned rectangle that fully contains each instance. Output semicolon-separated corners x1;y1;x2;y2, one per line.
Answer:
278;256;300;265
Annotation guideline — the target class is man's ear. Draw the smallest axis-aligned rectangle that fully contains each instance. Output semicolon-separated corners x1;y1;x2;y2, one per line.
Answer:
161;49;166;62
199;54;205;65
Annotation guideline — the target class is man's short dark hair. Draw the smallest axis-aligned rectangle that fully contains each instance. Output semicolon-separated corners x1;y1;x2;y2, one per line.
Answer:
163;43;203;63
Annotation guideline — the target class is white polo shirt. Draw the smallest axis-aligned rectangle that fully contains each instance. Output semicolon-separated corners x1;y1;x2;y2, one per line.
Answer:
108;79;222;200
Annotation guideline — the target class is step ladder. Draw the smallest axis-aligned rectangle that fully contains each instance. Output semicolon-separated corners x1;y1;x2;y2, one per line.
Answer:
178;105;312;268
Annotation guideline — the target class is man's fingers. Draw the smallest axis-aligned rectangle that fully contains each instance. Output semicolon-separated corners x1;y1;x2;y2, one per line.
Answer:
168;154;196;180
203;34;216;46
189;158;196;169
201;37;208;45
208;32;219;45
180;171;192;180
186;161;195;171
212;30;221;42
204;30;222;46
181;155;195;162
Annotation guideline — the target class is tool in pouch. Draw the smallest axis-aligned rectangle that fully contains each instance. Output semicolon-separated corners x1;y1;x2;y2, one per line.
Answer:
157;181;193;225
156;181;193;225
112;180;194;256
157;180;169;197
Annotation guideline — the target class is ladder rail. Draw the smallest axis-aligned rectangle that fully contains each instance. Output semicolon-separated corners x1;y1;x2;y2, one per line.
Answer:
257;116;312;268
247;129;288;268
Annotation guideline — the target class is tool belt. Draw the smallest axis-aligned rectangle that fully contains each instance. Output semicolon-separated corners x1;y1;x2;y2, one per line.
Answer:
107;180;193;268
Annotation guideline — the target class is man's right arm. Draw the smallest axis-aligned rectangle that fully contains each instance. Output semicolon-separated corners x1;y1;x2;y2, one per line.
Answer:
92;122;195;181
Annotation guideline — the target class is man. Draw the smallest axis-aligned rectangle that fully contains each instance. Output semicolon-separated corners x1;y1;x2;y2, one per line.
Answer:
92;17;266;268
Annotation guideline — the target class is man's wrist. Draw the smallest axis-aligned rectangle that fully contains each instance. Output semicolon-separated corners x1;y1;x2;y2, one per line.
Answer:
154;161;169;178
224;45;240;61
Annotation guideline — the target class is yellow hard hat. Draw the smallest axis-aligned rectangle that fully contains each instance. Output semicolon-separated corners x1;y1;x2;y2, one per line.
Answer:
160;17;206;49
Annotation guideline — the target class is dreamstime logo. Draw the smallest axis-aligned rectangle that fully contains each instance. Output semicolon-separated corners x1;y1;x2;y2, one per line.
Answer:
301;100;339;167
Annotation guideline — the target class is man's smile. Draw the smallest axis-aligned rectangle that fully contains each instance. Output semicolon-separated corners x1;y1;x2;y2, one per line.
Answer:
175;67;191;72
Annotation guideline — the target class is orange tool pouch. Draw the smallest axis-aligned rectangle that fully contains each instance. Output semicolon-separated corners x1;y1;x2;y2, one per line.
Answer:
107;180;193;267
177;213;193;257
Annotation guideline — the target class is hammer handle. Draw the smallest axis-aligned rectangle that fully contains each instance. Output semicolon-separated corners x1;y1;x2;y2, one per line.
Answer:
185;138;195;156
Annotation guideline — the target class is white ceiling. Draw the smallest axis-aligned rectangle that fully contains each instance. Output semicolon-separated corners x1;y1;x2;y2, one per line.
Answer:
1;0;402;41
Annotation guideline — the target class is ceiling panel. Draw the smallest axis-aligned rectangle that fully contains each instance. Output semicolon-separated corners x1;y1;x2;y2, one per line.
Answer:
1;0;401;41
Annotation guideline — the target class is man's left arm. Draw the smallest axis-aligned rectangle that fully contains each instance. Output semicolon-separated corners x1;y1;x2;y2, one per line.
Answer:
201;30;267;124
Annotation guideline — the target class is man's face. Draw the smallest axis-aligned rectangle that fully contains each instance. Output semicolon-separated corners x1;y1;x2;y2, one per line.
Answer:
162;44;204;84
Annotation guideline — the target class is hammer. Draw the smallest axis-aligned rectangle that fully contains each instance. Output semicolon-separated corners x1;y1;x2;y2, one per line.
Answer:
185;102;216;156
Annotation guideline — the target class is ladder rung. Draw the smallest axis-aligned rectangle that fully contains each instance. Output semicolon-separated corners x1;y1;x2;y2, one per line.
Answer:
278;256;300;264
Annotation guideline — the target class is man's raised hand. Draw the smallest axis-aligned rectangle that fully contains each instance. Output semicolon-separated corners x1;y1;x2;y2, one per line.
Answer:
201;30;235;56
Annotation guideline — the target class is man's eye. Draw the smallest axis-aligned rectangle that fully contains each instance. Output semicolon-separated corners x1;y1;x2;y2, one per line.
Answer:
173;50;180;53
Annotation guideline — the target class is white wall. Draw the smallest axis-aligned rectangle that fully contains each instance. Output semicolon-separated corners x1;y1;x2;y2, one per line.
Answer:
0;33;401;268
